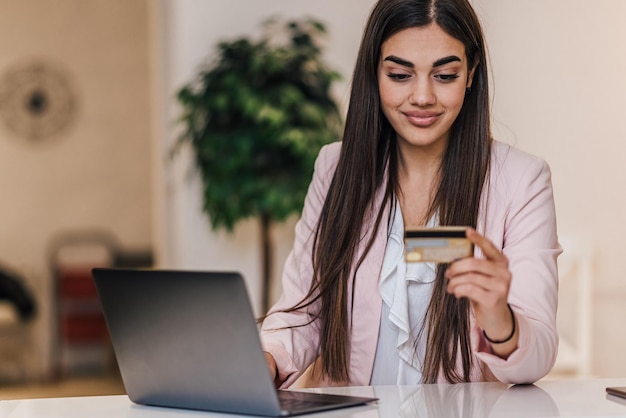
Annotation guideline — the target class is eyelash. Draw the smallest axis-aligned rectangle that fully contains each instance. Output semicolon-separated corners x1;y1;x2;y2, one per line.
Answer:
437;74;460;82
387;73;410;81
386;73;460;82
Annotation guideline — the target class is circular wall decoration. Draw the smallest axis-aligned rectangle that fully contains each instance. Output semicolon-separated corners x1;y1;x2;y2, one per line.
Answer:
0;60;78;142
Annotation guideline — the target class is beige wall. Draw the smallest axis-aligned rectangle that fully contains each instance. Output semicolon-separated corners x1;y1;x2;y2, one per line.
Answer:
0;0;153;379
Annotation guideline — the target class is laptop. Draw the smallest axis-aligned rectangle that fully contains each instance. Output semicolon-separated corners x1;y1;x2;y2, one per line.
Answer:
91;268;377;416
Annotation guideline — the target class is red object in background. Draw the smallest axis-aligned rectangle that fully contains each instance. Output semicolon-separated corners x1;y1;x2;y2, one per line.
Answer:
61;313;108;343
58;267;99;299
48;230;154;379
56;266;109;344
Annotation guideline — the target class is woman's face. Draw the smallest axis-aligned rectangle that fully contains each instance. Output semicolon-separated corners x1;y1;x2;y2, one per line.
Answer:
378;23;474;155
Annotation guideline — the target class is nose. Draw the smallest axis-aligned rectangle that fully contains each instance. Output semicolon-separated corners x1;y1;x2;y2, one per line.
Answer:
408;77;436;107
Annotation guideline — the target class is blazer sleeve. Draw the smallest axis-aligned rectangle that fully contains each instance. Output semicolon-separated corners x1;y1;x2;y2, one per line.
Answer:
259;142;340;388
473;148;561;384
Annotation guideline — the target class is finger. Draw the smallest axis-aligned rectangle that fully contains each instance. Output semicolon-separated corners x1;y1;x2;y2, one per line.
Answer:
446;257;508;280
448;269;508;291
447;280;493;303
466;228;507;263
264;352;278;382
446;259;511;310
447;275;509;304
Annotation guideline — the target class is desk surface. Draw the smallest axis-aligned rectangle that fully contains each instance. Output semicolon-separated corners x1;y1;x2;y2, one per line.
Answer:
1;378;626;417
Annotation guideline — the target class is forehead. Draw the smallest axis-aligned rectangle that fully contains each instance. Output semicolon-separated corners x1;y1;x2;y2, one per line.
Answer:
381;24;467;64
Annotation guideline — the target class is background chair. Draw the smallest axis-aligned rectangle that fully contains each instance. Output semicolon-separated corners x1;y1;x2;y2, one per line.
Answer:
549;238;593;378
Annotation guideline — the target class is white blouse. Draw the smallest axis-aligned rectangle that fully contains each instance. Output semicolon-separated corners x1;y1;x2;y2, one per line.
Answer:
370;199;437;385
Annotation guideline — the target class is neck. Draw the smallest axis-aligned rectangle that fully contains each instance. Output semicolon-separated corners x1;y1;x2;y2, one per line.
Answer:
396;140;444;186
395;144;444;228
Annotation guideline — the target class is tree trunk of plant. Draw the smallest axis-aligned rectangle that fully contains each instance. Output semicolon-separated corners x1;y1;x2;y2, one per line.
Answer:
260;212;272;313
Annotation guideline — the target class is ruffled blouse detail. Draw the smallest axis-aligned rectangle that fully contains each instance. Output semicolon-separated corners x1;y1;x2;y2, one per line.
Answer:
371;199;437;384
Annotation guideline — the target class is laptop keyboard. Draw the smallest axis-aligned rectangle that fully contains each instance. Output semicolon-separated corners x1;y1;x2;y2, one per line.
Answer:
277;390;336;410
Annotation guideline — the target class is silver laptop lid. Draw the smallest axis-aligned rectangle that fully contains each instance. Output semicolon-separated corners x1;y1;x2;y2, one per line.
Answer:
92;268;282;416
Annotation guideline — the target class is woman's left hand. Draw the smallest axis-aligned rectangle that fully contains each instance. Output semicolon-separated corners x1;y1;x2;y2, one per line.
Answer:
445;228;518;357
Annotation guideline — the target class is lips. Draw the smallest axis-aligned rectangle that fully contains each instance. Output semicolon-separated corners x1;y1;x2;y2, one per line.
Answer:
403;111;442;128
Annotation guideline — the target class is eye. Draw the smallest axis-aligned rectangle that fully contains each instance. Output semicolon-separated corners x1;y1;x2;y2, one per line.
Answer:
435;74;460;82
387;73;411;81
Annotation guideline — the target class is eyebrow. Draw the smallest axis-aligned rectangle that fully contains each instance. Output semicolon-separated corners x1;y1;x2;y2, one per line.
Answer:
433;55;462;67
383;55;462;68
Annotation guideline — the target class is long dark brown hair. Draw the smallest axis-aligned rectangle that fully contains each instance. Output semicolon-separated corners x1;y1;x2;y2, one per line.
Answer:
277;0;492;384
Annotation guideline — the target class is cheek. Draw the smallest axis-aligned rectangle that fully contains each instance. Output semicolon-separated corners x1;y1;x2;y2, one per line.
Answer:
440;85;468;110
378;79;403;110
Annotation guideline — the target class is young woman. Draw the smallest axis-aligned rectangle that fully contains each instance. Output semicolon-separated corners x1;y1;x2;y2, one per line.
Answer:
261;0;560;387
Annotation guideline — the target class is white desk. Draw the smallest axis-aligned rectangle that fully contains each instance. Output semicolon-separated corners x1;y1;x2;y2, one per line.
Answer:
1;378;626;417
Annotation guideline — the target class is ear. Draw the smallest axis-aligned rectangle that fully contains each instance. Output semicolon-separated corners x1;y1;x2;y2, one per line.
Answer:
466;61;479;90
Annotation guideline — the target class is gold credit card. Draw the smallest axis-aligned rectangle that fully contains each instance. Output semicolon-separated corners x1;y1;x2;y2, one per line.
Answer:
404;227;473;263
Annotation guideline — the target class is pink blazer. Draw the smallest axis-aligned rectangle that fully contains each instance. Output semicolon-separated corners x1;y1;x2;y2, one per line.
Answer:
260;140;561;388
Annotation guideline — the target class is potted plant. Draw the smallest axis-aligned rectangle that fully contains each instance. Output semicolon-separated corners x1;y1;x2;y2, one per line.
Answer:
176;17;343;312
